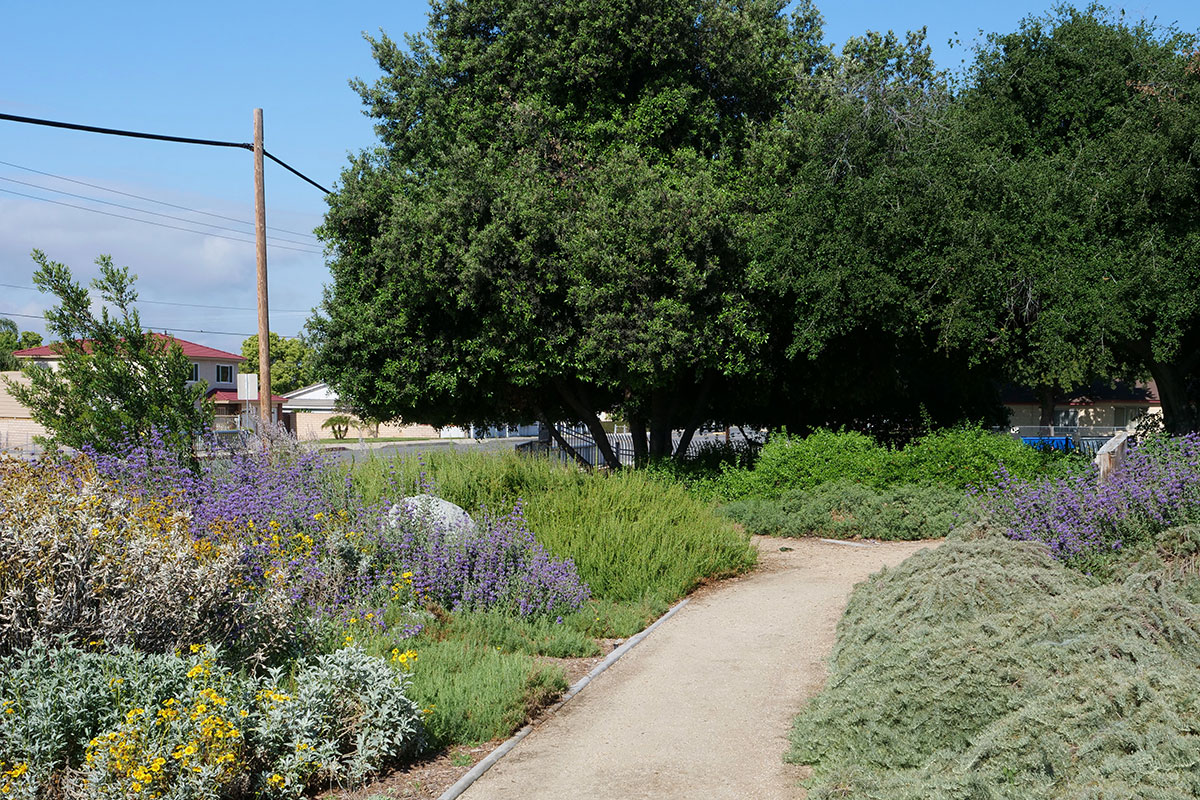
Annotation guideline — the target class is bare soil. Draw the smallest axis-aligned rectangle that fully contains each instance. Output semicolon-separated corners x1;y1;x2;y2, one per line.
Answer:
337;536;934;800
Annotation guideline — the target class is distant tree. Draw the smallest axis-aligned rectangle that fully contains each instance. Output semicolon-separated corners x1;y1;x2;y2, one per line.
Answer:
239;333;318;396
0;320;42;371
0;319;18;371
3;251;212;455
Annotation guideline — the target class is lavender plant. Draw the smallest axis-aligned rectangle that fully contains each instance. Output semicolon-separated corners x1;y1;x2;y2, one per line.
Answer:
978;433;1200;567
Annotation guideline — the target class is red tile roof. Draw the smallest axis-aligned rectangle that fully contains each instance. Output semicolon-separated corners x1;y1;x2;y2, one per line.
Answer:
207;389;287;404
13;333;245;361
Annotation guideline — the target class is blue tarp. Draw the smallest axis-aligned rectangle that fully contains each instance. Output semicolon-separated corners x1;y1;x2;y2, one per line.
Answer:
1021;436;1072;451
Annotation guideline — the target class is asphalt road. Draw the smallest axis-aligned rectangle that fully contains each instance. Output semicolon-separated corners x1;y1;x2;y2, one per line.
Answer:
327;436;538;464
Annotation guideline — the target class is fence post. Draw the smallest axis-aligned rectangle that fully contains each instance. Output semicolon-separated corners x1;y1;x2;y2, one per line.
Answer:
1094;431;1129;484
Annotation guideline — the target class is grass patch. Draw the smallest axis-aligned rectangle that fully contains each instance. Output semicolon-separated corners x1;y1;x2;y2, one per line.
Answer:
351;449;757;607
788;534;1200;798
422;609;601;658
404;639;567;746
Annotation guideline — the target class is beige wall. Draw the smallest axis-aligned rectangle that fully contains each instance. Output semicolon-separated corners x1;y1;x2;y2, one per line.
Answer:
292;411;439;441
0;372;46;451
1006;403;1161;429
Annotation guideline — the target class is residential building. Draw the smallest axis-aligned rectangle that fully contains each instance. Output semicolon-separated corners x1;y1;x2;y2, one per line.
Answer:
1;335;284;450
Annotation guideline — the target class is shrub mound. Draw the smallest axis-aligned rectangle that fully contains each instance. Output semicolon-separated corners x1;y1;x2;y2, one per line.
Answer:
789;536;1200;799
0;641;423;800
724;482;967;541
685;426;1082;503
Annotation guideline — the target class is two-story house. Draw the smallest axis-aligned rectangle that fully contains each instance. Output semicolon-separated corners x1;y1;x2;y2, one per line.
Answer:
1;335;284;450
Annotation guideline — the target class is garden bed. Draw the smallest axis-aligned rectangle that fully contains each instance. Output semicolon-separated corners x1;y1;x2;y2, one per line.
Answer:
0;435;754;800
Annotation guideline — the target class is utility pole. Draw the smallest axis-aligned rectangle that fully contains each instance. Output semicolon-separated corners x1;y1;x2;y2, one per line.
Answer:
253;108;272;426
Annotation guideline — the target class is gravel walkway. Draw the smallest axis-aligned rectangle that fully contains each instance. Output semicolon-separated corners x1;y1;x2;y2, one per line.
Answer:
459;536;934;799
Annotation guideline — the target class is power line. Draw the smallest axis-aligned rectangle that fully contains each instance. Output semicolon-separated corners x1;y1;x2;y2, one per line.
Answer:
0;159;320;239
0;175;319;248
0;282;311;314
0;309;300;339
0;187;324;254
0;112;331;194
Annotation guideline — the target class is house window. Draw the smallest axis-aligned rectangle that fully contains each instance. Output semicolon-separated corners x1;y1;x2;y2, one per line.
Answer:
188;363;199;382
1052;408;1079;427
1115;406;1148;428
216;364;234;384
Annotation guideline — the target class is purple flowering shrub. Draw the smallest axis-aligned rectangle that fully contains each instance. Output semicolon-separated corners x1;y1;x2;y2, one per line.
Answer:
80;429;589;644
380;501;590;617
978;433;1200;567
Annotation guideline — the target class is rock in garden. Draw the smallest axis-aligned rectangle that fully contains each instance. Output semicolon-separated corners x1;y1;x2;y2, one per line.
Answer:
388;495;478;540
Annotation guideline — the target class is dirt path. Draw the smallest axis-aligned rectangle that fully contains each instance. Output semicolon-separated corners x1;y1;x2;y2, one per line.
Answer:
459;536;934;800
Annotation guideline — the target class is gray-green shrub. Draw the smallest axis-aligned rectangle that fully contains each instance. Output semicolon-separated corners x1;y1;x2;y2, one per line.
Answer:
725;482;968;540
789;537;1200;798
0;641;423;800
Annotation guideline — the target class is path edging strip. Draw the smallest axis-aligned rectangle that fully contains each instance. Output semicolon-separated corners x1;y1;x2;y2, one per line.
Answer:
435;597;691;800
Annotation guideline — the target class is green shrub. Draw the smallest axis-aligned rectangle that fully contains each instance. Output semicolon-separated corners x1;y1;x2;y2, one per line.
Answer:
725;482;968;541
0;641;423;800
405;639;566;746
886;425;1082;489
421;610;600;659
748;429;888;498
352;451;757;606
788;537;1200;798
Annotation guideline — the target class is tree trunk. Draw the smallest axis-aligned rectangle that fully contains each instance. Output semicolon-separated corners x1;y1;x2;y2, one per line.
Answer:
629;414;648;468
672;374;714;462
1037;384;1055;427
648;389;673;460
1146;360;1200;434
554;380;622;469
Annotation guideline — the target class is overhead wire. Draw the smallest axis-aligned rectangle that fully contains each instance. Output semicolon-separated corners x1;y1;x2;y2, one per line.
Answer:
0;112;331;194
0;187;324;254
0;175;320;248
0;310;299;339
0;159;320;239
0;282;311;314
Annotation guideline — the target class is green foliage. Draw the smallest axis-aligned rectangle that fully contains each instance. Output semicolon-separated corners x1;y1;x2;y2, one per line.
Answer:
750;429;889;497
0;641;423;800
886;426;1081;489
320;414;351;440
724;482;968;541
2;252;211;455
403;639;566;747
239;333;317;397
352;450;757;606
0;319;41;372
419;610;599;659
677;427;1086;503
788;536;1200;798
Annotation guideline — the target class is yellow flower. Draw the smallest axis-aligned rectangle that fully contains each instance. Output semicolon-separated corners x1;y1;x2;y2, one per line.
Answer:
267;774;286;788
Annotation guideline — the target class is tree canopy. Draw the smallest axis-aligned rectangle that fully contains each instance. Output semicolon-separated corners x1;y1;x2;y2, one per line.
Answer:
4;252;212;455
312;2;1200;459
239;333;318;396
0;320;42;372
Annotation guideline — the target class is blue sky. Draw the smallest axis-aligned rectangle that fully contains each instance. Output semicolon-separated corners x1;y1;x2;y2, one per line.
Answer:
2;0;1197;352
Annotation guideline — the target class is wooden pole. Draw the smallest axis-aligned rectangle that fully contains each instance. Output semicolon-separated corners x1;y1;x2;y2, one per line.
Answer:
253;108;271;426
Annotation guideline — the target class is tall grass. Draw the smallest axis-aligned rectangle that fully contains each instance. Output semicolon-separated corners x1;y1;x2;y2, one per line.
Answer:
351;450;757;606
